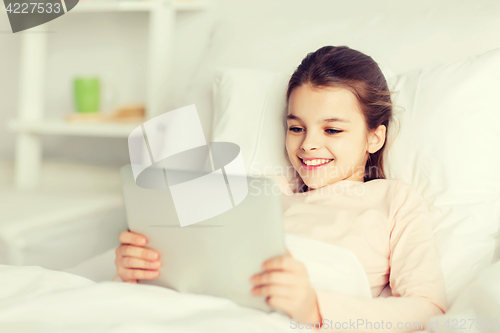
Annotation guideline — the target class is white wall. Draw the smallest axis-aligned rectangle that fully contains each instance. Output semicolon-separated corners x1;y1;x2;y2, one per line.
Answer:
1;0;499;169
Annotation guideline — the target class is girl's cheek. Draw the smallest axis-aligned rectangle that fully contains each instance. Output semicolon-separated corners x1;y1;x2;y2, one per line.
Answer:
285;139;294;154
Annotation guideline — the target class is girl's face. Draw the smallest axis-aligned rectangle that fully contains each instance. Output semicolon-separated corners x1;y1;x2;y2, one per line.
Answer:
286;84;385;190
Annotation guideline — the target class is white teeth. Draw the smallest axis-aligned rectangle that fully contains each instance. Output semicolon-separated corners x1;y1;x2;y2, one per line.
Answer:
302;159;332;166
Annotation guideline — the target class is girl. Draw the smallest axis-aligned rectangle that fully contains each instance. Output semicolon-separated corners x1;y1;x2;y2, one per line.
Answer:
114;46;448;332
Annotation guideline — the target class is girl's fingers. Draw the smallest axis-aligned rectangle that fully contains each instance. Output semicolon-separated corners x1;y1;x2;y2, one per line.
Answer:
250;271;296;287
119;245;159;261
251;284;291;299
261;255;300;272
118;267;160;281
121;256;161;270
119;231;148;246
265;295;291;311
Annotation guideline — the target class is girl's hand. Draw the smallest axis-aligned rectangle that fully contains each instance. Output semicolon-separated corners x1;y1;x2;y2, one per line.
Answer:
114;230;161;283
249;249;322;324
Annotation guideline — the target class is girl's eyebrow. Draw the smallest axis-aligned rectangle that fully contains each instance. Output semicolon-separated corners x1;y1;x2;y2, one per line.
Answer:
287;114;350;123
286;114;301;121
323;117;350;123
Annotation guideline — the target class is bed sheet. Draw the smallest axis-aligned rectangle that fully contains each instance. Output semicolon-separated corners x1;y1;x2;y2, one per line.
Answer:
0;266;292;333
0;234;372;333
2;238;498;333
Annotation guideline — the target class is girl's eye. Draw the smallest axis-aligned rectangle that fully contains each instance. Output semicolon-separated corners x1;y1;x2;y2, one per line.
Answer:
326;129;342;134
289;127;304;133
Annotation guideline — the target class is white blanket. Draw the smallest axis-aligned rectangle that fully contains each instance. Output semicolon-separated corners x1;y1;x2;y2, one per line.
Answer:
2;234;499;333
0;234;371;333
422;260;500;333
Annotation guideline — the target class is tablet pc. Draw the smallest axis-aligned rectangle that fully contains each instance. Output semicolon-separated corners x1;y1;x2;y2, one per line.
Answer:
120;164;287;313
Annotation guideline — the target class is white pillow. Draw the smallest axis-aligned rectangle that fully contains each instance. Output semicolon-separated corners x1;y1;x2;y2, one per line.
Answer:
384;47;500;304
210;48;500;305
211;67;291;177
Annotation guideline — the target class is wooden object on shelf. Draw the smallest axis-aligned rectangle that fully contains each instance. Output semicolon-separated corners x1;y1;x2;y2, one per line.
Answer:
66;104;146;123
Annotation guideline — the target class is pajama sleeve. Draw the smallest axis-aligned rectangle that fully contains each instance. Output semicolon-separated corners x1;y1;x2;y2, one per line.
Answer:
312;179;448;333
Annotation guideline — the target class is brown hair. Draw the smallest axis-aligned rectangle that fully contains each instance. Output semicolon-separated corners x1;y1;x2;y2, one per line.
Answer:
286;45;395;183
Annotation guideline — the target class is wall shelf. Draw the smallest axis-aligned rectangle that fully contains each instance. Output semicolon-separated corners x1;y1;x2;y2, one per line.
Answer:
72;0;208;13
9;0;209;189
8;119;140;138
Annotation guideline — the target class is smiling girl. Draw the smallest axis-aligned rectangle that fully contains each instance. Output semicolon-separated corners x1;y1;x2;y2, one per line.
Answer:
114;46;447;332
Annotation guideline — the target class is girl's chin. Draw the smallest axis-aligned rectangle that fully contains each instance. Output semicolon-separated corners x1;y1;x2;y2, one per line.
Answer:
301;178;332;189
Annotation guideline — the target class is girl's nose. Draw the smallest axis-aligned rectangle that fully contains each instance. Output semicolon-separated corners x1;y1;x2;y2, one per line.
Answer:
300;134;321;152
301;144;317;152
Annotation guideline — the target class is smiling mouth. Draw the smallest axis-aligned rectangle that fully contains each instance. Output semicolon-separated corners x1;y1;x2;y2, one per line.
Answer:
299;158;334;167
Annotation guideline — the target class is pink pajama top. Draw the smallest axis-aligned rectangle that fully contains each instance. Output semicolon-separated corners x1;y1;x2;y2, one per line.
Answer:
280;178;448;332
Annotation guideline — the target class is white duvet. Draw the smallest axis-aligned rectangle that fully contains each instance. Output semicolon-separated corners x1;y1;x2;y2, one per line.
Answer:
421;260;500;333
1;234;498;333
0;234;371;333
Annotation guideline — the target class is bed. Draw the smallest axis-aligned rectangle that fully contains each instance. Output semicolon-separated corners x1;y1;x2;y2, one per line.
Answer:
2;1;500;332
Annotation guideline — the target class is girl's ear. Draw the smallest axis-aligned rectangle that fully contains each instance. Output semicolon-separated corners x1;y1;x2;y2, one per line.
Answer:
368;125;386;154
